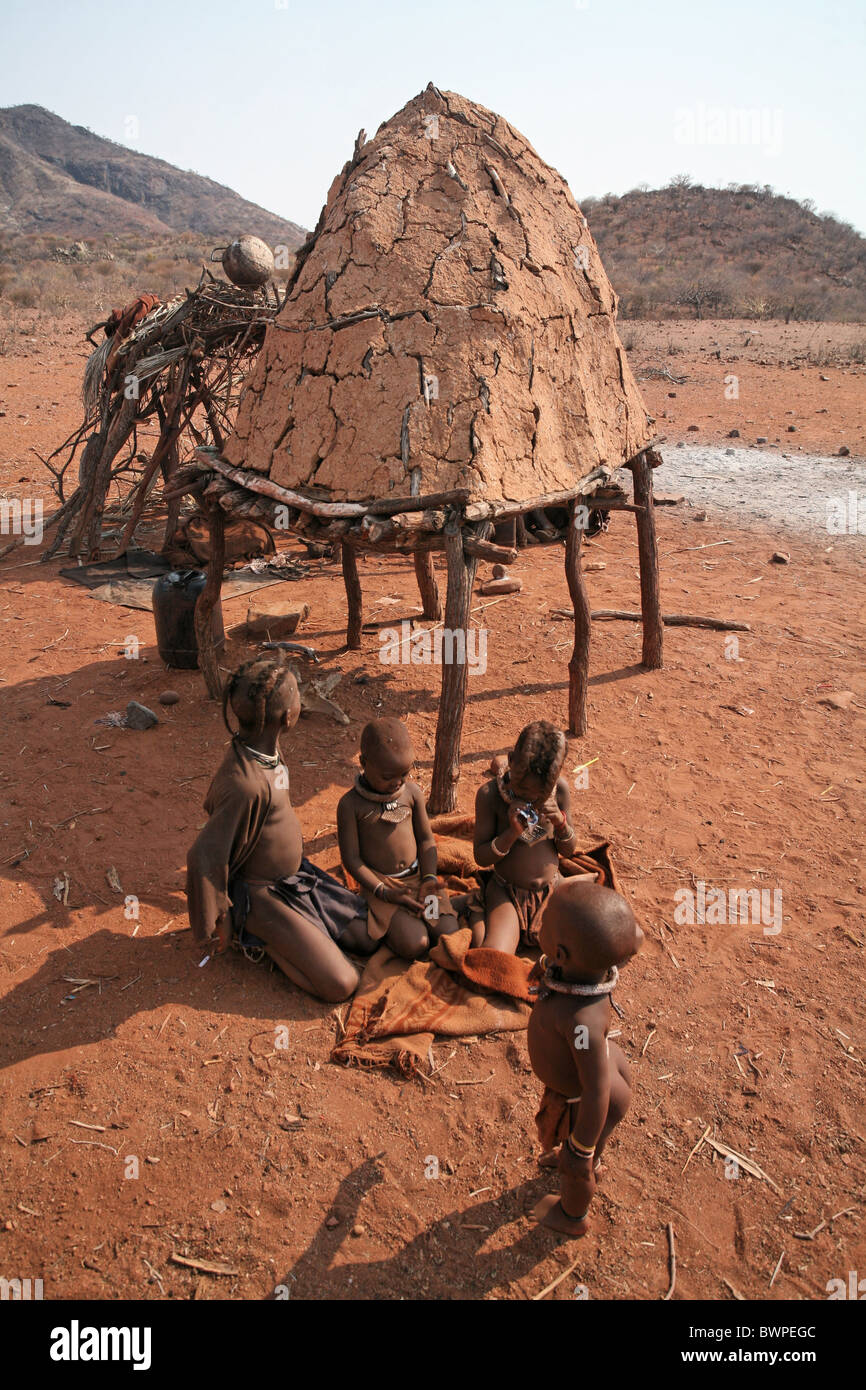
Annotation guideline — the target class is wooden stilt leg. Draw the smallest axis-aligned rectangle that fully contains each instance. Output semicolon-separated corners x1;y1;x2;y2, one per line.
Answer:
565;496;591;736
429;521;488;814
195;506;226;699
629;451;663;670
413;549;442;620
341;540;363;649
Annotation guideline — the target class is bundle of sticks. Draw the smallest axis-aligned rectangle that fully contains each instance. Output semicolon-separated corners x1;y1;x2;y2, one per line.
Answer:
35;271;279;562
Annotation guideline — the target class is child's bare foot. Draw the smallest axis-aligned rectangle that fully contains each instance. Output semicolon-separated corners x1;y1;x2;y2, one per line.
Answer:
532;1193;590;1236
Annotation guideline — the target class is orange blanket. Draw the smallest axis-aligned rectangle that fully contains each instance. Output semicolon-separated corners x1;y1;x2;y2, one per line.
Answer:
331;927;533;1074
330;820;617;1075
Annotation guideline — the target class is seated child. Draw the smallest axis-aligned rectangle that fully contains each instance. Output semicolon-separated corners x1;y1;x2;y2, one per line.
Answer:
337;718;459;960
527;879;644;1236
472;721;577;952
186;655;371;1003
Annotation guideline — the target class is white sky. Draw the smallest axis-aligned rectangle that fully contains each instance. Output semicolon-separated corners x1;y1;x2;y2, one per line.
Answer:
1;0;864;235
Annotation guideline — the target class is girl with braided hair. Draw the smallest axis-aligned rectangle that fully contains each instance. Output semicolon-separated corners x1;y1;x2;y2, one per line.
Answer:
187;656;374;1001
468;721;578;952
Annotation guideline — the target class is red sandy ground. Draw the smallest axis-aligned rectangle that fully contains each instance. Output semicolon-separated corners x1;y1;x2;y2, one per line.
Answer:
0;315;863;1301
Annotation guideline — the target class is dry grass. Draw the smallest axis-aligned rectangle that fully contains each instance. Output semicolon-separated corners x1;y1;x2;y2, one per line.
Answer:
0;230;294;320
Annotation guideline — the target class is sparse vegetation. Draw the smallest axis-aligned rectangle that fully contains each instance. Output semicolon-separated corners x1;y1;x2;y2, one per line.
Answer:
0;230;294;315
584;182;866;321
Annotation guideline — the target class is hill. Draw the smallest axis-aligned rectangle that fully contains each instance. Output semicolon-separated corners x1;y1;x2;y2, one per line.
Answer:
0;104;306;246
582;180;866;320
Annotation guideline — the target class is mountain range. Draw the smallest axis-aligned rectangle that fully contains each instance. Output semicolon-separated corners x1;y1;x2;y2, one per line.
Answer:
0;104;306;246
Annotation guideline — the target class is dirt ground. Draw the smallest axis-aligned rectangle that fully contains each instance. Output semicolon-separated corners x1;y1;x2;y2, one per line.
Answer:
0;313;863;1301
631;317;866;458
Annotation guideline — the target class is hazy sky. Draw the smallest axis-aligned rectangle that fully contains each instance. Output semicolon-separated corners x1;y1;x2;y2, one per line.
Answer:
2;0;864;234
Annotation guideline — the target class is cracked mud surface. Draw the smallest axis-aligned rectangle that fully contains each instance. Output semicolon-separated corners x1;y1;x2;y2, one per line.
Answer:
225;86;653;502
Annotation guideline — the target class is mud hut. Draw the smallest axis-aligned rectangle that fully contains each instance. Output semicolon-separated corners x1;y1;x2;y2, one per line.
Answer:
181;85;663;812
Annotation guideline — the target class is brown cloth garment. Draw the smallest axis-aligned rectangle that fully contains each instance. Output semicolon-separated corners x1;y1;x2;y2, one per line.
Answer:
105;293;160;372
362;868;453;942
105;293;160;340
185;740;274;947
468;868;561;947
331;927;534;1074
535;1089;577;1153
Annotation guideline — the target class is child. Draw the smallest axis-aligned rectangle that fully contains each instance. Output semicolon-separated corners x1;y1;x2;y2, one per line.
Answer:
472;721;577;951
186;655;372;1002
527;879;644;1236
337;718;459;959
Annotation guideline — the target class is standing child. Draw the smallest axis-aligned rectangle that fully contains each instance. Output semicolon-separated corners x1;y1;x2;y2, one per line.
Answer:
186;656;372;1002
527;878;644;1235
337;718;459;959
473;721;577;951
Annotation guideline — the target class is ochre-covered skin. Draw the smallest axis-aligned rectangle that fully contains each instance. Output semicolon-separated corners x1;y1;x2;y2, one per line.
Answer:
224;85;654;504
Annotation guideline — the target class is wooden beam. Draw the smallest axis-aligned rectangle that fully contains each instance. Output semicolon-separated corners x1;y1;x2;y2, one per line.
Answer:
196;451;473;520
463;468;610;521
195;450;366;518
194;507;226;700
341;540;363;649
462;536;519;564
565;497;591;737
629;451;663;670
366;488;471;515
429;522;489;814
363;510;446;542
413;550;442;620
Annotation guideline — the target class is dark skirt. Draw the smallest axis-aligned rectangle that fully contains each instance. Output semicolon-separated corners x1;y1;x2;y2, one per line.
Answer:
230;857;366;960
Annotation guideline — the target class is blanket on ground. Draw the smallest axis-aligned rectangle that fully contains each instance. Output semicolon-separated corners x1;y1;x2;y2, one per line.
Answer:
329;817;616;1074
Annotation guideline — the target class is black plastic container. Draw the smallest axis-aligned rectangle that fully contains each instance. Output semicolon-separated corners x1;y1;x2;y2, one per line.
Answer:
152;570;225;670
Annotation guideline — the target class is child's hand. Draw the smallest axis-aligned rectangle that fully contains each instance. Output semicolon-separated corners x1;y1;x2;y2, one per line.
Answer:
539;792;565;831
385;887;426;915
507;802;530;837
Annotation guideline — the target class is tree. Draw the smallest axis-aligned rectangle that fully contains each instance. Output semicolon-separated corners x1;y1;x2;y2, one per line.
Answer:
676;281;727;319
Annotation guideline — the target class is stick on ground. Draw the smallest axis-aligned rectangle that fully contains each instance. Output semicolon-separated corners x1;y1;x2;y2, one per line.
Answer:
663;1222;676;1300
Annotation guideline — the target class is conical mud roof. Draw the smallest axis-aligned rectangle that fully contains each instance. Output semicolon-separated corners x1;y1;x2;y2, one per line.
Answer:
224;85;654;505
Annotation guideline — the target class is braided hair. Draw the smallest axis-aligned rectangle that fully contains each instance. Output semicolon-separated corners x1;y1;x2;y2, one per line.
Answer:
510;721;567;796
222;655;298;738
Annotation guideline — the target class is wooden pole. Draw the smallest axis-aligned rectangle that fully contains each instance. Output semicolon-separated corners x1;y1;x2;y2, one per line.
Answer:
413;550;442;620
429;521;488;815
71;397;138;556
565;497;591;736
194;507;226;700
341;540;363;649
629;451;664;670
